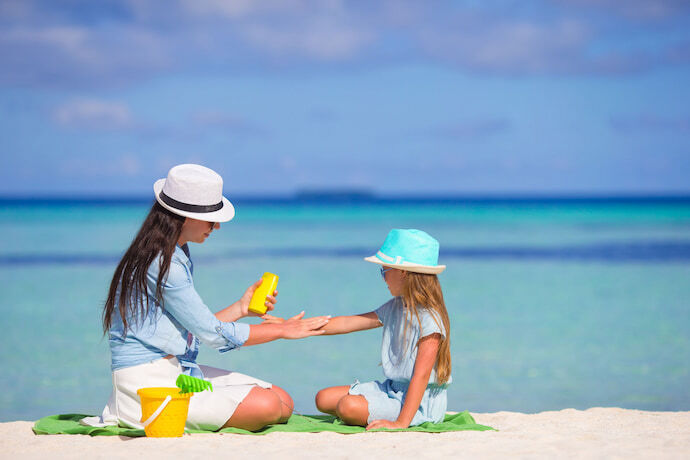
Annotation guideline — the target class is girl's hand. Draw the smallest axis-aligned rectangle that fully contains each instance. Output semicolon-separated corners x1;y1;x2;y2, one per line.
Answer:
237;279;279;318
280;311;330;339
366;419;408;431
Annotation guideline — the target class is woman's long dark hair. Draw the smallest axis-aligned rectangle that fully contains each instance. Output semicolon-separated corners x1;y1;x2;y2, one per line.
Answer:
102;202;185;335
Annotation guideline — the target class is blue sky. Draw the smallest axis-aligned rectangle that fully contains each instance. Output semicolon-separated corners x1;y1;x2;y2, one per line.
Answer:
1;0;689;196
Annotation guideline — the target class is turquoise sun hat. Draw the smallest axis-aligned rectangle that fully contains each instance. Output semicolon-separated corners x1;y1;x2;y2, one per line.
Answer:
364;229;446;274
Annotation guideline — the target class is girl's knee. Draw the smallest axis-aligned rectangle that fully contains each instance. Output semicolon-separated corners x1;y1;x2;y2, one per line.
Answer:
316;386;350;414
335;395;356;415
315;388;331;412
335;395;367;424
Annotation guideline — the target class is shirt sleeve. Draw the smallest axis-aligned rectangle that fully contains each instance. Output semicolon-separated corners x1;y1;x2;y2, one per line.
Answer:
154;259;249;352
375;299;394;324
419;309;446;339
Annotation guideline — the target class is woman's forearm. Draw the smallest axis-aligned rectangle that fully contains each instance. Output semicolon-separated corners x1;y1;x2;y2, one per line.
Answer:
243;313;331;345
243;322;285;345
215;302;243;323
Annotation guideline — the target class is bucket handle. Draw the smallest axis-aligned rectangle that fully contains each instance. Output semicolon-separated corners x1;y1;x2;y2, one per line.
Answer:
142;395;172;428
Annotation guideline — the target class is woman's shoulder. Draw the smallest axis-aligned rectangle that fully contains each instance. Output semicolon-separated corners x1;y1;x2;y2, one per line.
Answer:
147;250;192;287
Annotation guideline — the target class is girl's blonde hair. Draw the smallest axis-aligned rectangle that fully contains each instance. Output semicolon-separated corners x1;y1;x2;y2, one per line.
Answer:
400;271;452;384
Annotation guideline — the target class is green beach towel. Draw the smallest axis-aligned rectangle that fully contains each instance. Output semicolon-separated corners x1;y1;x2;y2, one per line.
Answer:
32;412;495;437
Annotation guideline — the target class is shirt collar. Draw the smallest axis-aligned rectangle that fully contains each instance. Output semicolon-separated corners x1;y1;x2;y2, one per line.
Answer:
175;243;192;266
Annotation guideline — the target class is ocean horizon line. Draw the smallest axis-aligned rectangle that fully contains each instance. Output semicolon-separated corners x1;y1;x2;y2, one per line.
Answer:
2;192;690;207
3;240;690;265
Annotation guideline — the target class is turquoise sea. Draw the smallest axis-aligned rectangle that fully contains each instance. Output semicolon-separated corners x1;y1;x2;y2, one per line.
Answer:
1;198;689;422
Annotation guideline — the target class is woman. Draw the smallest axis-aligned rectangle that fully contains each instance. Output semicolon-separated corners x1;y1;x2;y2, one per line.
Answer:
95;164;329;432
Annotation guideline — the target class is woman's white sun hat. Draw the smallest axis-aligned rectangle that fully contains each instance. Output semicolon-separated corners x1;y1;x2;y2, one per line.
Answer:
153;164;235;223
365;229;446;274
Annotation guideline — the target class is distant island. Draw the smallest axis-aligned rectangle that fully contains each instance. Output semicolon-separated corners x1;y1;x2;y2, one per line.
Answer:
293;189;376;202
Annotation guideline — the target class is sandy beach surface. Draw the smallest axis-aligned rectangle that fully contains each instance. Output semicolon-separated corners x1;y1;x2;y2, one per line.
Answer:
2;408;688;459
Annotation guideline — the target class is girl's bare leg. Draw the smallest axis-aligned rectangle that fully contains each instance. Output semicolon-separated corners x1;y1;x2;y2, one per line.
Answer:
269;385;294;423
222;386;282;431
335;394;369;426
315;385;351;416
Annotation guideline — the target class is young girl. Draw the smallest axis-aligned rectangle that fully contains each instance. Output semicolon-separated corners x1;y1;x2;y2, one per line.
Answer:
315;229;451;430
93;164;329;432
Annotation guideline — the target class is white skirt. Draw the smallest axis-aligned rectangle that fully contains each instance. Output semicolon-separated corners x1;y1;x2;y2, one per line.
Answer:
100;357;272;431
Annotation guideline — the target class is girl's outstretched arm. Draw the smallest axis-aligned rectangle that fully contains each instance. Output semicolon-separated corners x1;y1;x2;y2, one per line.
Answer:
319;312;381;335
366;333;442;430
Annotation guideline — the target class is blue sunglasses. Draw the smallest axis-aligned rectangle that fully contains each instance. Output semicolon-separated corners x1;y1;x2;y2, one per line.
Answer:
380;267;393;280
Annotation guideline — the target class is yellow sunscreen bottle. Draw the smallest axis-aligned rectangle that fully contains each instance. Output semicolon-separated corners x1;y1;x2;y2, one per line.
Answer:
248;272;279;315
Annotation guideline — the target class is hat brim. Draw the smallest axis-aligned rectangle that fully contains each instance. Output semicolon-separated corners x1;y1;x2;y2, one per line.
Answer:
364;255;446;274
153;179;235;223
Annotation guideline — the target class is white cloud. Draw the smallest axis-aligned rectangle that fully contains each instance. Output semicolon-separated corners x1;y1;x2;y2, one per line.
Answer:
189;110;268;137
53;99;132;130
240;20;373;60
557;0;689;21
230;1;375;60
420;19;591;74
59;152;142;177
1;26;88;50
0;0;688;88
179;0;287;18
179;0;347;20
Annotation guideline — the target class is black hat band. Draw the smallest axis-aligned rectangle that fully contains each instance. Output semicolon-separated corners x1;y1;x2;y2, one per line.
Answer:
160;191;224;213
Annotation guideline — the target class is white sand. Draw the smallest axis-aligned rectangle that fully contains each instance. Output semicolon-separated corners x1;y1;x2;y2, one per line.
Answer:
2;408;689;459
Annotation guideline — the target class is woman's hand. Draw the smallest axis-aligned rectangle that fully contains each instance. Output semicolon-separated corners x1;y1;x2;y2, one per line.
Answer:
243;311;330;345
236;279;279;318
216;279;279;323
366;419;408;430
280;311;330;339
260;313;285;324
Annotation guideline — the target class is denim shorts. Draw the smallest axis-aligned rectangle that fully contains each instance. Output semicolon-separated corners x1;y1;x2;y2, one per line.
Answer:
348;378;447;425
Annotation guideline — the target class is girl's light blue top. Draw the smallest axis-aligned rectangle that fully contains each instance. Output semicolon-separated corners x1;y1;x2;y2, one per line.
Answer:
108;244;249;378
375;297;451;385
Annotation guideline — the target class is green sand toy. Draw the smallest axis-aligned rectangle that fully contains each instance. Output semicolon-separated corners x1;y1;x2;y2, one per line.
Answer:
176;374;213;394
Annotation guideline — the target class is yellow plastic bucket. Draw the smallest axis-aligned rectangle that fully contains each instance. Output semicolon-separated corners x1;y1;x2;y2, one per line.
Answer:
137;387;192;437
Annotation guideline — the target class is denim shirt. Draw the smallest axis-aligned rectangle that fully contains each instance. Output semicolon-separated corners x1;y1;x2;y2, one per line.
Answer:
108;244;250;378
